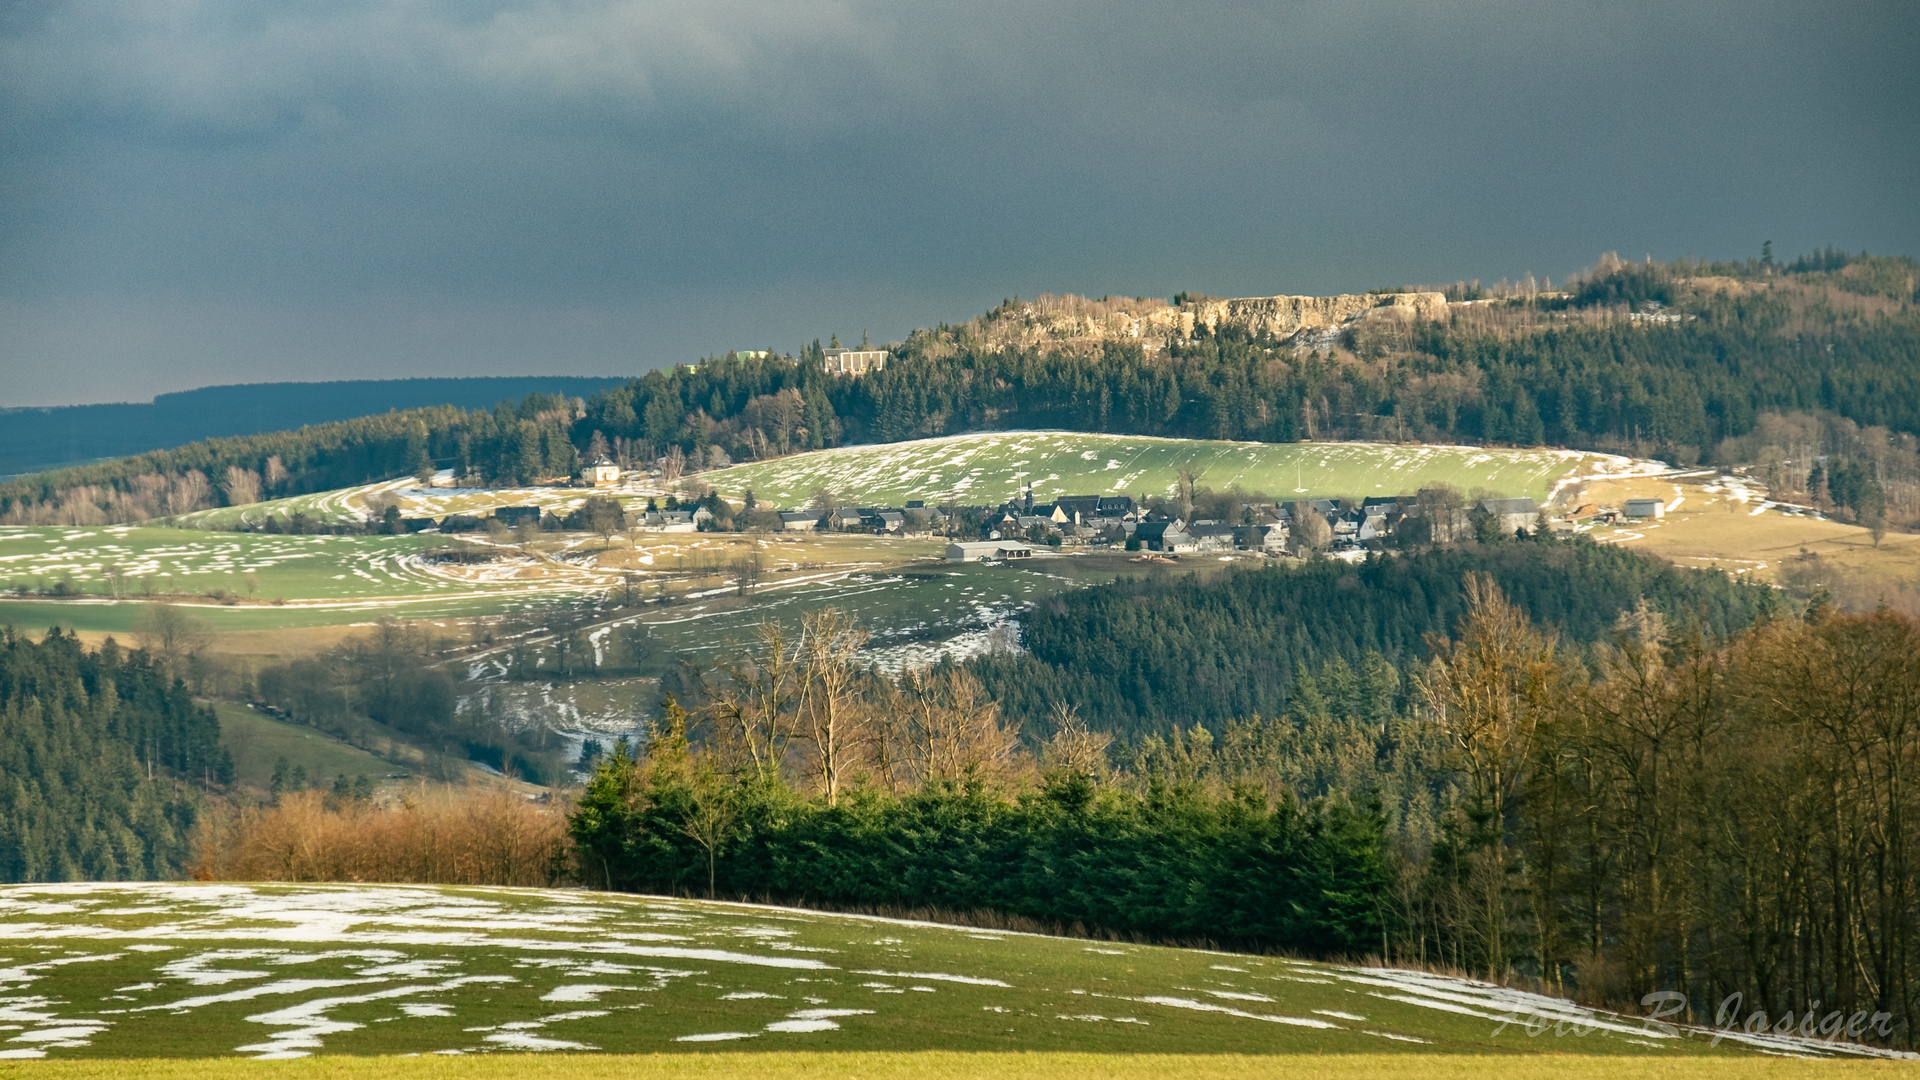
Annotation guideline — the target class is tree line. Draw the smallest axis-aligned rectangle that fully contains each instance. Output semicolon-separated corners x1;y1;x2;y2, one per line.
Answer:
569;610;1394;954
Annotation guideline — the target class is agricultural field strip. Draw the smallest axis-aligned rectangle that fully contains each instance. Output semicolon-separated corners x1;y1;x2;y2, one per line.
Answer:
702;432;1655;509
0;528;798;608
180;478;673;531
0;883;1881;1060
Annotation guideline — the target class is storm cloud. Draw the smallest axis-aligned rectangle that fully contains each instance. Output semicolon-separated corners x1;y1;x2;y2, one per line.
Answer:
3;0;1916;404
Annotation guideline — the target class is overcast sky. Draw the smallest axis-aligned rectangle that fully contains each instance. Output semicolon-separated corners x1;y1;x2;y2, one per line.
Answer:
2;0;1916;406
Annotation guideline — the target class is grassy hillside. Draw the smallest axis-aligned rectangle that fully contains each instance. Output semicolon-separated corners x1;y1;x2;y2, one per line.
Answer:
0;882;1883;1061
215;702;401;790
703;433;1641;510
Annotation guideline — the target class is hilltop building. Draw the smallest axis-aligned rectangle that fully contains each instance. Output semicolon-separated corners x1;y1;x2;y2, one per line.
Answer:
822;349;889;376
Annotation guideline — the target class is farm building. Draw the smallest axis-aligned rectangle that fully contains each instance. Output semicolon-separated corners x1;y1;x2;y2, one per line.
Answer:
947;541;1035;562
494;506;541;526
1624;497;1666;518
778;511;819;532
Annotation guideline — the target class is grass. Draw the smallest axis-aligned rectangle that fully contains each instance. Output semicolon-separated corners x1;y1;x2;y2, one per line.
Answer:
15;1053;1916;1079
0;883;1879;1062
701;433;1641;510
214;703;402;790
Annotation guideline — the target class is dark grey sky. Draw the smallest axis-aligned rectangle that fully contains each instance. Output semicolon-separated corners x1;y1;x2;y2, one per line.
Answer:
3;0;1916;406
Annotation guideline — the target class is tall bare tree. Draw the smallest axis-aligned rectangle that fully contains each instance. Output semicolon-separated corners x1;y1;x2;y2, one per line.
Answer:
793;608;871;805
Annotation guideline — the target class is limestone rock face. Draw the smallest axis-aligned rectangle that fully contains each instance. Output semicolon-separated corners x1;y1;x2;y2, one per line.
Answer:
974;290;1447;353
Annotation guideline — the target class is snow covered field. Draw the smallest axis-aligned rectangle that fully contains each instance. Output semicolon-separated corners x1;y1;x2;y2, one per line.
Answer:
0;883;1897;1060
704;433;1646;510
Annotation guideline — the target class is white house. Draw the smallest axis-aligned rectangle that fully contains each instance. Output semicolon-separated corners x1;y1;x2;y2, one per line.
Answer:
586;457;621;486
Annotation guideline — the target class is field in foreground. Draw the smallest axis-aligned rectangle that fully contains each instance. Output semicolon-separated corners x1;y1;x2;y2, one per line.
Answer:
0;883;1902;1062
13;1052;1917;1080
703;432;1645;509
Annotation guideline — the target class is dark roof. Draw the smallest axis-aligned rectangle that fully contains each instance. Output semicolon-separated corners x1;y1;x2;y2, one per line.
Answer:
1188;523;1239;537
495;506;541;522
1097;495;1135;512
1134;521;1189;540
1478;497;1539;514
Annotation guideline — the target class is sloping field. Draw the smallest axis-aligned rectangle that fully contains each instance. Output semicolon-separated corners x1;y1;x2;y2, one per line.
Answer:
703;433;1649;510
0;883;1890;1061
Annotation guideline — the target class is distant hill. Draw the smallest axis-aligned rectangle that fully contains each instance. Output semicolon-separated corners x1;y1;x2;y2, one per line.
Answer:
0;376;627;479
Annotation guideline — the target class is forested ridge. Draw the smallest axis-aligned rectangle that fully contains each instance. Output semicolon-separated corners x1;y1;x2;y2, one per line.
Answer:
0;376;623;480
0;629;227;881
972;536;1778;739
5;250;1918;527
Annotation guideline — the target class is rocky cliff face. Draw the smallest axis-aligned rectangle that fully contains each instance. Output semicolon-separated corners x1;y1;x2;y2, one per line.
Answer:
976;290;1447;352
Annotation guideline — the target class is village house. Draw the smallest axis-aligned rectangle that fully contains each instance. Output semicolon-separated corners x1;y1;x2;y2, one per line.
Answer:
1239;523;1289;553
1187;523;1240;552
1477;496;1542;534
1134;519;1196;553
640;510;696;533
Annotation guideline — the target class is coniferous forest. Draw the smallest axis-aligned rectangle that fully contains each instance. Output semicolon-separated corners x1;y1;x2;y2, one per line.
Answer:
0;629;227;880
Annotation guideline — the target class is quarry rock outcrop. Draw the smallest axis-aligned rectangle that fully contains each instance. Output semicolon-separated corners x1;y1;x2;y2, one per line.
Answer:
976;290;1448;353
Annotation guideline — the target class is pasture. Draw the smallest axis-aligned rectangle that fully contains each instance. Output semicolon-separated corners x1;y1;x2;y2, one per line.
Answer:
701;433;1648;510
0;882;1884;1061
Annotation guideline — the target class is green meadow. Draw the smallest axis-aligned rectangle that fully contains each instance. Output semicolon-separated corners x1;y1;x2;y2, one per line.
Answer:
0;883;1874;1062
